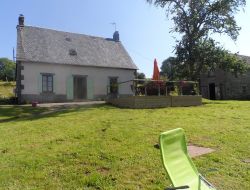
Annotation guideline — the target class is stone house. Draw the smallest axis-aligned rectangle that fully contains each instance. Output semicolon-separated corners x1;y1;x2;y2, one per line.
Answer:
200;55;250;100
16;15;137;103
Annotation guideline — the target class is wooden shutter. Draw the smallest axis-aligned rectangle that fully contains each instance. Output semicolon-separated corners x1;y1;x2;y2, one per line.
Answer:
53;75;56;93
38;74;42;93
107;77;110;94
87;77;94;100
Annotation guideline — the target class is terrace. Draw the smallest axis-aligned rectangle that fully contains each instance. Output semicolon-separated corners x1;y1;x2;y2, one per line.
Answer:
107;79;202;108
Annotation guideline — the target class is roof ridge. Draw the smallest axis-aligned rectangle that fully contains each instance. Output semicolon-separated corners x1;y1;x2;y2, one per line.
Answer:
23;25;116;42
16;25;138;70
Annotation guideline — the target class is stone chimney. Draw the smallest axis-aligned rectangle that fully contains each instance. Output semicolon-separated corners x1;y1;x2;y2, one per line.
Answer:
113;31;119;42
18;14;24;26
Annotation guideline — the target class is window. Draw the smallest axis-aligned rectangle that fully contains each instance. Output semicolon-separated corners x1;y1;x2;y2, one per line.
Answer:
65;37;71;42
42;74;53;93
69;49;77;56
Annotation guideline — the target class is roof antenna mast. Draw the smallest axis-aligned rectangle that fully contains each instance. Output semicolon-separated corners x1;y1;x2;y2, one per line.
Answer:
111;22;117;31
13;47;16;62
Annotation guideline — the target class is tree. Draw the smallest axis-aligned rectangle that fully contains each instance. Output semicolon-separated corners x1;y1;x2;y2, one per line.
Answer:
137;72;146;80
161;57;178;80
146;0;247;80
0;58;15;81
137;72;146;84
175;38;248;79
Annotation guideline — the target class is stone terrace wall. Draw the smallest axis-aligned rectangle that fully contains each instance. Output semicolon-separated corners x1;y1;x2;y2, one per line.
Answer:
171;96;202;107
108;95;202;109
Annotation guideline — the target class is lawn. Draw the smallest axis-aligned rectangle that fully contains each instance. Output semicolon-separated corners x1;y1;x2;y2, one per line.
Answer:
0;100;249;190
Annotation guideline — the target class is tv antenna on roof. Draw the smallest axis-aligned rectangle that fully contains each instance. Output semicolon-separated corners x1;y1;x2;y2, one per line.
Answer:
110;22;117;31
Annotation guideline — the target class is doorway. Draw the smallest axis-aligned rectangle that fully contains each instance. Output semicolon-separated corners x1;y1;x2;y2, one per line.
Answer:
73;76;87;100
209;83;216;100
109;77;118;98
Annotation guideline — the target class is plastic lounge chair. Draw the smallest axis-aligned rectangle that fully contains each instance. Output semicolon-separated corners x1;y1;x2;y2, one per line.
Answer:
159;128;216;190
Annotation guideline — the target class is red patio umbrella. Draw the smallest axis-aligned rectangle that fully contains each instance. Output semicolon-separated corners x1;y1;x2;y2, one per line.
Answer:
152;58;160;81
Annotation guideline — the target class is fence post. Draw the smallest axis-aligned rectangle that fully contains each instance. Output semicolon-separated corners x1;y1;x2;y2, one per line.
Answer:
180;82;183;95
133;80;135;96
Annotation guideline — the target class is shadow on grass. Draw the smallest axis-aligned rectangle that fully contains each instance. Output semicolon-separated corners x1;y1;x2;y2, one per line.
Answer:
0;104;115;123
202;101;228;105
203;99;250;105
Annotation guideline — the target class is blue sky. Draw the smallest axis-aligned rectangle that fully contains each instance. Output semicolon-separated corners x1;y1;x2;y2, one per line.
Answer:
1;0;249;77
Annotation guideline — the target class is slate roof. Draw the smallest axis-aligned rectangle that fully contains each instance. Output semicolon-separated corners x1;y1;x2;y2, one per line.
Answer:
238;55;250;65
16;26;138;70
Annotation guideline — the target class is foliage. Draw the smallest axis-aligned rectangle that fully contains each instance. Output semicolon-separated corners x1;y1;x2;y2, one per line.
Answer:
147;0;247;80
0;81;16;104
161;57;178;80
0;81;15;98
137;72;146;84
0;101;249;189
166;81;198;95
139;81;166;95
137;72;146;80
167;83;179;96
0;58;15;81
216;50;249;77
173;40;250;80
174;38;248;79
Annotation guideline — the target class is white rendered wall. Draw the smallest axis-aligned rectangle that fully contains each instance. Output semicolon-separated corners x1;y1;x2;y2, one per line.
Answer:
21;62;135;97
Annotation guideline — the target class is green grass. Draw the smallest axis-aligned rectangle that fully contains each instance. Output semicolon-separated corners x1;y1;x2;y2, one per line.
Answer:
0;81;15;98
0;100;249;189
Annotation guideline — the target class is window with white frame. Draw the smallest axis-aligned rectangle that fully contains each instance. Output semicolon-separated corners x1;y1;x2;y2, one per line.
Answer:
42;74;53;93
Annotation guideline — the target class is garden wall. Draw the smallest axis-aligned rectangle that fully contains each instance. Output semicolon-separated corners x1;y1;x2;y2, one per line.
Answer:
108;95;202;109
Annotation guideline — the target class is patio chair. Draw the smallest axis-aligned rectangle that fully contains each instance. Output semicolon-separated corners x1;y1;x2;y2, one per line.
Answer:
159;128;216;190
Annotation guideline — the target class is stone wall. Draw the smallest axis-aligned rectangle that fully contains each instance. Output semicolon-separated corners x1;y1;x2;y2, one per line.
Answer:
108;95;202;109
200;69;250;100
171;96;202;107
134;96;171;108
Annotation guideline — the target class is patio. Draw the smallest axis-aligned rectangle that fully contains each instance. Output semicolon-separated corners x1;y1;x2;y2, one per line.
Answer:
107;79;202;108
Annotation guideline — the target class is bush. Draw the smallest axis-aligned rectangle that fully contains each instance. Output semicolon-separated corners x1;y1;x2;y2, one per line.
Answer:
137;81;166;96
0;58;15;81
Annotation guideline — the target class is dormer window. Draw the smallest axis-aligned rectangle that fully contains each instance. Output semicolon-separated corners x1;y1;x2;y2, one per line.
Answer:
69;49;77;56
65;37;71;42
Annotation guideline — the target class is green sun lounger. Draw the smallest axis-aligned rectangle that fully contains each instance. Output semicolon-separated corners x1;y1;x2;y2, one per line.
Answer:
159;128;216;190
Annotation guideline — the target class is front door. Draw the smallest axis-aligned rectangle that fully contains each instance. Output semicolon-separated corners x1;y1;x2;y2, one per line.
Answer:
73;76;87;100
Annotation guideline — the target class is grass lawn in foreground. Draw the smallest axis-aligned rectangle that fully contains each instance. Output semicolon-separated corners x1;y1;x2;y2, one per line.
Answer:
0;100;249;189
